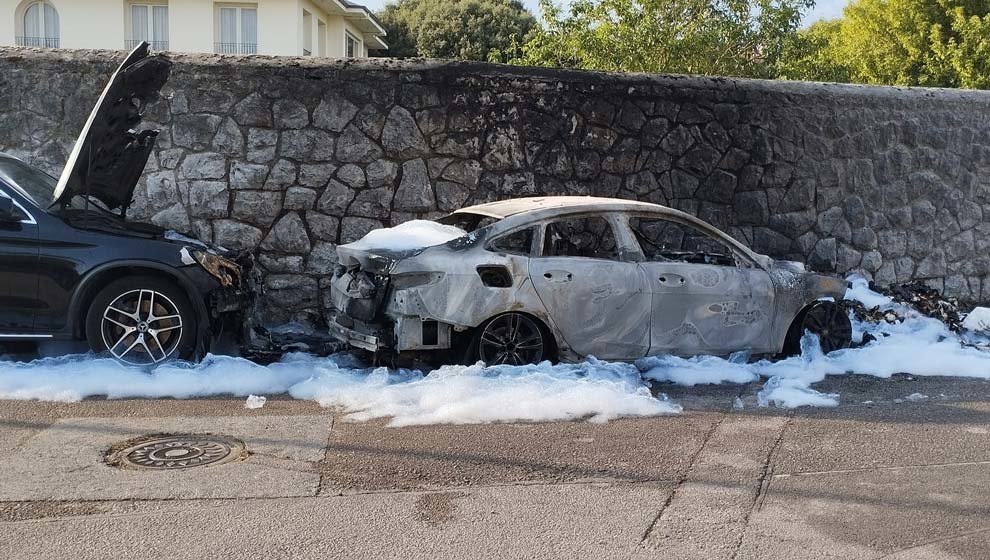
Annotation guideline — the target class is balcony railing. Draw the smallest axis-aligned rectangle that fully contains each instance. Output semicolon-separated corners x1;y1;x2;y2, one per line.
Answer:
215;42;258;55
125;39;169;51
16;36;60;48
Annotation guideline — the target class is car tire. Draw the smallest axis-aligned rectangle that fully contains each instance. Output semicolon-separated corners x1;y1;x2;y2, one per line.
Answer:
783;301;852;356
466;312;555;366
85;276;199;365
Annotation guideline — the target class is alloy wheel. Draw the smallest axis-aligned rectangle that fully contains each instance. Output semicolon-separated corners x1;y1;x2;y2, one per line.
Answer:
101;289;184;365
801;302;852;355
478;313;546;366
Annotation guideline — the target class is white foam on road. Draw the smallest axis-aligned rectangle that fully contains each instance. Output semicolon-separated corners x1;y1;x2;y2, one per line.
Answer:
290;357;680;426
2;277;990;421
0;353;680;426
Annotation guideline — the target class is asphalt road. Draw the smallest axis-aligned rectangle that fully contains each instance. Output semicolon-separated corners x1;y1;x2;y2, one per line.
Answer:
1;373;989;559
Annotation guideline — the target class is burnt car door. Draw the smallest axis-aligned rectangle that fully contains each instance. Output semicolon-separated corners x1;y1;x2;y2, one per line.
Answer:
0;186;41;333
627;215;775;356
529;214;651;360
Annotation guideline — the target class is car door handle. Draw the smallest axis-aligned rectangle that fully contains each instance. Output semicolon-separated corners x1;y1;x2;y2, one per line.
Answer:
658;275;686;285
543;270;573;282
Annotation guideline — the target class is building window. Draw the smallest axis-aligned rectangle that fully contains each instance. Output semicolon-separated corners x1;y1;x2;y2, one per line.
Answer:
17;1;60;48
345;30;361;58
215;4;257;54
302;10;312;56
317;20;326;57
127;3;169;50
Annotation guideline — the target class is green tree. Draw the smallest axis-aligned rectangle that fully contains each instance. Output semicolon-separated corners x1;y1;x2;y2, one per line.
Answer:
377;0;537;61
512;0;814;79
781;0;990;89
775;19;851;82
930;6;990;88
833;0;955;87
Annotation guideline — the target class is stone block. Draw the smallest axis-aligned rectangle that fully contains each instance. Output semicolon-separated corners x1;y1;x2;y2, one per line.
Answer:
213;220;263;251
231;191;283;228
178;152;226;180
382;106;429;158
284;187;318;210
393;159;434;212
261;212;311;253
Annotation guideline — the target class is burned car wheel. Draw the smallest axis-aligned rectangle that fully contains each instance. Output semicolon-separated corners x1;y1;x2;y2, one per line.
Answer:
473;312;552;366
85;276;198;365
785;301;852;356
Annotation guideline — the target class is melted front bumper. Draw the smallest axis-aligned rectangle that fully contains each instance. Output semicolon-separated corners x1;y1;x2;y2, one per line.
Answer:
327;315;384;352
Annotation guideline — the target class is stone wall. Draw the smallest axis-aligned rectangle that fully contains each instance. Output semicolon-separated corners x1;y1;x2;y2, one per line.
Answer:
3;47;990;323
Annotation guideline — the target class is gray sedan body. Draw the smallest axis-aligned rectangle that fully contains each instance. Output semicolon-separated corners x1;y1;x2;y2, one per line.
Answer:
328;197;847;363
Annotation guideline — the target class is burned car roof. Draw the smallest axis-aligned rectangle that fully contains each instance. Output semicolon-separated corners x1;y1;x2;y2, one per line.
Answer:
452;196;767;268
453;196;669;219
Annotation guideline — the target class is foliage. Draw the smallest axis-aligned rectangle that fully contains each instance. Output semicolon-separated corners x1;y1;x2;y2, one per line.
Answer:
510;0;813;79
376;0;537;61
376;0;990;90
775;19;850;83
931;6;990;89
782;0;990;89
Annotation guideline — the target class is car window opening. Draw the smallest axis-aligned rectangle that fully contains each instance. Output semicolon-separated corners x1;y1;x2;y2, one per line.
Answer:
543;216;619;260
488;227;534;256
630;216;739;267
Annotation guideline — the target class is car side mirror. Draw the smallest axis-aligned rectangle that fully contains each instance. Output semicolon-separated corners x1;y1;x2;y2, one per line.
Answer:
0;197;20;223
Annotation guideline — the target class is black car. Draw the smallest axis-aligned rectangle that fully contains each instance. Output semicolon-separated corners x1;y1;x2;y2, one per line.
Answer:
0;43;249;364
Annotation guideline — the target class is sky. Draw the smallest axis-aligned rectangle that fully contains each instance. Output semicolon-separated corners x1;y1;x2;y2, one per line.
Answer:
358;0;851;27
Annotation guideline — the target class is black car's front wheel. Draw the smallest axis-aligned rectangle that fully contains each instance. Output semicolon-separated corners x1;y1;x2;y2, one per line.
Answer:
85;276;198;365
470;312;553;366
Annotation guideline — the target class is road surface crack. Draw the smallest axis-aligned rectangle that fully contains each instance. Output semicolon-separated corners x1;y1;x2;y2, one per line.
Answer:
639;411;727;544
730;413;792;560
316;412;336;497
775;459;990;479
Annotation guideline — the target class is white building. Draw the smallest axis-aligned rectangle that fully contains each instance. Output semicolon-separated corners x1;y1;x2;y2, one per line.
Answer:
2;0;388;57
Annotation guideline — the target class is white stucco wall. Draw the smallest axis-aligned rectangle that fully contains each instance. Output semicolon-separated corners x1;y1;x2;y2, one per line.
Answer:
168;0;212;53
2;0;126;50
0;0;380;56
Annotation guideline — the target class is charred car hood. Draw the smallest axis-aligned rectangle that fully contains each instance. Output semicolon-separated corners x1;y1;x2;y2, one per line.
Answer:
53;42;171;214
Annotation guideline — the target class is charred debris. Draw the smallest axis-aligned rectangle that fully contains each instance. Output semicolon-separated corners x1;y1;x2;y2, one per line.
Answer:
843;281;969;333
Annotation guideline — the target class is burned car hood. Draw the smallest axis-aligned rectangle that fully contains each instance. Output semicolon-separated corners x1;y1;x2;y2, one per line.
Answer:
52;42;172;214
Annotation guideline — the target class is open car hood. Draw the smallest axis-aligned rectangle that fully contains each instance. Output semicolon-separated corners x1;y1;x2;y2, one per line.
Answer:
52;42;172;214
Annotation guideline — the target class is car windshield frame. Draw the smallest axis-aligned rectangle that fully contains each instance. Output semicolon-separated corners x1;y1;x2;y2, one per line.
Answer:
0;157;57;210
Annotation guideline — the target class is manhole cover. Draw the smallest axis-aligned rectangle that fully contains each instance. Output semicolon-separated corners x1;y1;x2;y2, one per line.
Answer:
106;434;246;470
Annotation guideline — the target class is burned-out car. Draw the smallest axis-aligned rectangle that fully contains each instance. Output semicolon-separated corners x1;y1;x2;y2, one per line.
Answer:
0;43;250;364
328;196;851;365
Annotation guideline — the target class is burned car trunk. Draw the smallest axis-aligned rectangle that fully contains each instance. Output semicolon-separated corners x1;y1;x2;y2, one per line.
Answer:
329;263;394;352
326;197;851;366
328;241;471;359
